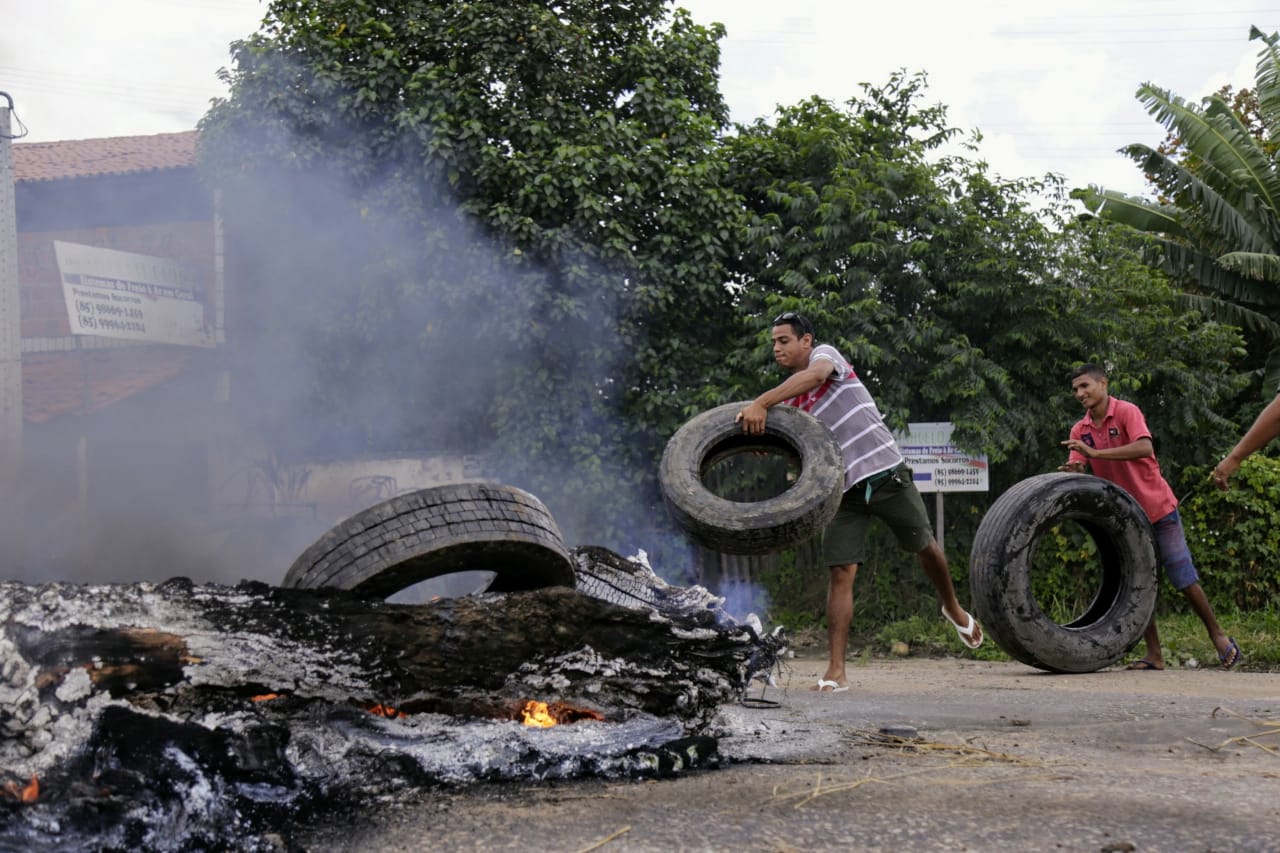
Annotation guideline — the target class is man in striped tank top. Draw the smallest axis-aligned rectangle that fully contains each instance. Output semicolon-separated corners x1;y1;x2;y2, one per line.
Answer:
737;312;983;693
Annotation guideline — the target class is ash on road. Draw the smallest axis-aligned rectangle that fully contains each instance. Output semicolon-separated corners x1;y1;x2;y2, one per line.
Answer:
299;655;1280;853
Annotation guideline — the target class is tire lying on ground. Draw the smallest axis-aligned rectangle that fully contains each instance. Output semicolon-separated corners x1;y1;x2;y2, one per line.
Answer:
659;402;844;555
283;482;575;597
969;472;1159;673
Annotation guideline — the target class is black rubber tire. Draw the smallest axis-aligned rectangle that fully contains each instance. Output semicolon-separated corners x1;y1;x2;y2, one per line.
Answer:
282;482;575;597
659;402;844;555
969;472;1159;673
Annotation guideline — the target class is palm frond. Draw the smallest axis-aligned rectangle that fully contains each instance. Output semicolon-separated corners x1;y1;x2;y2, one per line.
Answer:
1136;84;1280;225
1249;27;1280;147
1119;145;1275;252
1179;292;1280;339
1071;185;1189;238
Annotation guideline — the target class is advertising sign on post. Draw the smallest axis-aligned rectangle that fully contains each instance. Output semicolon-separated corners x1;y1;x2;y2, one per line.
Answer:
896;421;989;493
894;422;988;551
54;240;214;348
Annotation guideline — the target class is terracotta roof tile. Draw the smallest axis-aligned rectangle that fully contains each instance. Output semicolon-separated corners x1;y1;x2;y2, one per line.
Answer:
22;346;193;423
14;131;199;183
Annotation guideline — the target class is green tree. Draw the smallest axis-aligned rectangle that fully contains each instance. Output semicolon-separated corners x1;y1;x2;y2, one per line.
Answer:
1073;26;1280;397
1180;456;1280;614
711;76;1244;620
719;75;1242;484
199;0;747;556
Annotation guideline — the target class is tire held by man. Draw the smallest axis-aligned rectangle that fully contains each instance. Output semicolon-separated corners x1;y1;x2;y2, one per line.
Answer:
969;472;1159;673
283;482;575;597
659;402;844;554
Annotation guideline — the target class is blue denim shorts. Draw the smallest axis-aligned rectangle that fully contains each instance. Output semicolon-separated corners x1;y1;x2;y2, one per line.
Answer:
1153;509;1199;591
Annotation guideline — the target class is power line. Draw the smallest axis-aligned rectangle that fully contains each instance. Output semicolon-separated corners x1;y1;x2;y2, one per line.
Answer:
0;66;218;99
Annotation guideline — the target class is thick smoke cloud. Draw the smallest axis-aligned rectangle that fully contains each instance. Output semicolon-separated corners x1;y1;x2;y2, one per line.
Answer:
11;133;704;599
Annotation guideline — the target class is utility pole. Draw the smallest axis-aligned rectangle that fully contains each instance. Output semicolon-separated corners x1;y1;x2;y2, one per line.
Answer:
0;92;25;572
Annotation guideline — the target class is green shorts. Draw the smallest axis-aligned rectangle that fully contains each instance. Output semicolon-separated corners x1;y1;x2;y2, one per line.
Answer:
821;464;934;567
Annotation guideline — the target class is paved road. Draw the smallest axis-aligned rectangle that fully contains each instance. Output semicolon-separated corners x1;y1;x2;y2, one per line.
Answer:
298;655;1280;852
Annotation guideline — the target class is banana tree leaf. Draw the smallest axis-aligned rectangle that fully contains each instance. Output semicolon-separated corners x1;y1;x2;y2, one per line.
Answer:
1249;26;1280;148
1218;250;1280;284
1136;84;1280;224
1119;144;1276;254
1071;186;1189;239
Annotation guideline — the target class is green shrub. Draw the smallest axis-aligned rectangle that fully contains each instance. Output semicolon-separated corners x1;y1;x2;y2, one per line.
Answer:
1180;455;1280;614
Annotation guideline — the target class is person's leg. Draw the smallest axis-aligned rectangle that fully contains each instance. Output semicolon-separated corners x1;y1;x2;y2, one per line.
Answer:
1153;510;1237;665
915;540;982;647
869;470;982;648
821;562;858;689
1128;618;1164;669
1181;582;1233;659
816;488;869;691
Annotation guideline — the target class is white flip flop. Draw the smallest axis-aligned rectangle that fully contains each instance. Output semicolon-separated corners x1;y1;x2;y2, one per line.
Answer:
815;678;849;693
942;606;984;650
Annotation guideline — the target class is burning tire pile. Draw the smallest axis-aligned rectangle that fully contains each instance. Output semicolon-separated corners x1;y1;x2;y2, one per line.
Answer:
0;482;782;851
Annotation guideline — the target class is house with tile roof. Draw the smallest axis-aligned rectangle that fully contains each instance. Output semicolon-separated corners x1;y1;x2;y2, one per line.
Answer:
10;131;244;582
10;131;475;588
15;131;219;417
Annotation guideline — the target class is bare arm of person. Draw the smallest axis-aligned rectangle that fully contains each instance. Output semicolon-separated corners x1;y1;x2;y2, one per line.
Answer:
736;360;835;435
1060;436;1154;462
1213;393;1280;489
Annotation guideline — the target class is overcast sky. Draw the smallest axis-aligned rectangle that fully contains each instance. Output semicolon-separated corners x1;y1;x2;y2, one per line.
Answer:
3;0;1279;199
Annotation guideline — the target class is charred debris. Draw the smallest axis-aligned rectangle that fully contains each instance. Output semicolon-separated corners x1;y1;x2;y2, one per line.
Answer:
1;545;786;850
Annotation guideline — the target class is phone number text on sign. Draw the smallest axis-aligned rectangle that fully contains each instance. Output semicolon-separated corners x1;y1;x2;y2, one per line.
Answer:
71;289;150;339
932;466;986;489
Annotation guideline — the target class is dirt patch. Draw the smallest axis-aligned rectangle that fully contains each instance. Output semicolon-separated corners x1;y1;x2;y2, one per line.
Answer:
298;654;1280;852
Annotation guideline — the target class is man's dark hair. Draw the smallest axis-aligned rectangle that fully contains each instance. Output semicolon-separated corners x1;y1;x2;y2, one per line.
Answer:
1070;363;1107;382
772;311;815;340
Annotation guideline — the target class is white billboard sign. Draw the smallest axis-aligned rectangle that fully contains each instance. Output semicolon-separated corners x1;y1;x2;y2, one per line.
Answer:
896;421;989;493
54;240;214;348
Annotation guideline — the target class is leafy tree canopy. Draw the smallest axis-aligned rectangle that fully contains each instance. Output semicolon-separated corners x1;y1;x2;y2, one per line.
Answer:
198;3;1245;570
200;0;746;551
1073;26;1280;400
717;75;1243;491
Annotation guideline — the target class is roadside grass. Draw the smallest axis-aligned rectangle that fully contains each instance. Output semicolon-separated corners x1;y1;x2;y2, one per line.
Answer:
781;610;1280;672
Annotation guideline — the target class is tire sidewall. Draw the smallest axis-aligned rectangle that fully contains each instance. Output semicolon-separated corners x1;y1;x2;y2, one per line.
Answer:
659;402;844;554
970;472;1159;673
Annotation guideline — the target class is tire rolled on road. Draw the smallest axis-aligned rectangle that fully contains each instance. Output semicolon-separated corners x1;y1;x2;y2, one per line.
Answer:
969;472;1159;673
659;402;844;555
283;482;575;597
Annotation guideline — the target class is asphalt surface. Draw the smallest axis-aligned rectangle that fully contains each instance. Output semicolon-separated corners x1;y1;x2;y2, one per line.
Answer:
296;654;1280;853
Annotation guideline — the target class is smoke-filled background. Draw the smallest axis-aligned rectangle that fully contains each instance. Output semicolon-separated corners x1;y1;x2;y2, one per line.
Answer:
4;1;750;602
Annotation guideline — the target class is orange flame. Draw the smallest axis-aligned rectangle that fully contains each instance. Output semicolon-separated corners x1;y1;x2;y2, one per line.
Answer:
2;773;38;803
521;700;558;728
251;693;283;702
367;703;407;719
21;774;38;804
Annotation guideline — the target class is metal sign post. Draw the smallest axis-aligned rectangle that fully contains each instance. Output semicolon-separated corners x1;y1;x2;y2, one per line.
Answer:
0;93;24;569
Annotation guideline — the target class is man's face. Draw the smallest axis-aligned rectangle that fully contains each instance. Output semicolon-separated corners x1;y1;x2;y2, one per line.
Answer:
771;324;811;371
1071;373;1107;409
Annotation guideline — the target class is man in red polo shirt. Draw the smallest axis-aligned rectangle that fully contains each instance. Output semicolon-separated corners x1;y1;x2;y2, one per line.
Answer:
1059;363;1240;670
